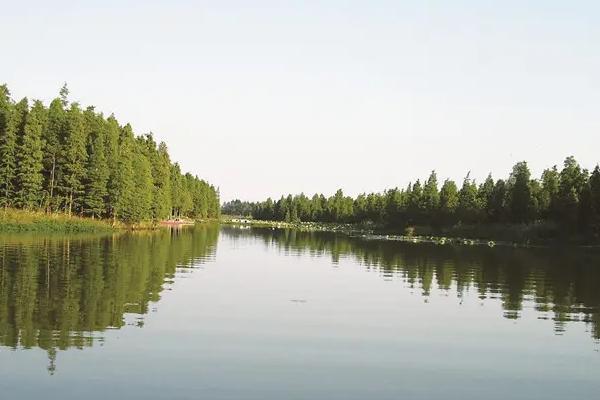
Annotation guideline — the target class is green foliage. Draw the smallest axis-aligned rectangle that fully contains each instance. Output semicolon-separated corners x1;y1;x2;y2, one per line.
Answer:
16;100;46;209
0;84;219;224
0;98;28;208
439;179;459;226
507;161;536;223
59;103;88;214
82;108;109;218
239;157;600;242
458;174;479;224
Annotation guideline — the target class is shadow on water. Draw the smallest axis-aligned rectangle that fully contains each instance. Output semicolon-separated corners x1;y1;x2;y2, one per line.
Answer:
221;226;600;342
0;224;219;374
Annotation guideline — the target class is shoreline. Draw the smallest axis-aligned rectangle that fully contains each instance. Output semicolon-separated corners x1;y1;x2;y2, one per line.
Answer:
220;218;599;248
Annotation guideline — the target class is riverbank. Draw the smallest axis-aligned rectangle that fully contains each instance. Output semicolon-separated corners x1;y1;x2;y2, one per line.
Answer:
0;209;219;233
0;208;115;233
220;217;594;247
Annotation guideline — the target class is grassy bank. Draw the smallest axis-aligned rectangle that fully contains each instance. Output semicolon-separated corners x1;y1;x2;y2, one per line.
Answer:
221;217;593;247
0;208;115;233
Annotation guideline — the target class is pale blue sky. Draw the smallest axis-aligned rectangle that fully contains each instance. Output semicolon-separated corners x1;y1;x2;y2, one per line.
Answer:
2;1;599;201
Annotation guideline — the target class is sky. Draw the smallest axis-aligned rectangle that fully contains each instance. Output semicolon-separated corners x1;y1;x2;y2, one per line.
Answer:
2;0;599;202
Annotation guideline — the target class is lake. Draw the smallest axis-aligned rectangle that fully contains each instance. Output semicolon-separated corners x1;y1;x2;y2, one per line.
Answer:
1;225;599;399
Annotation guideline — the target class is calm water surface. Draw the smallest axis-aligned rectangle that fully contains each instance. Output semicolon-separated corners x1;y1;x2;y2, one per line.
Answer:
1;225;599;399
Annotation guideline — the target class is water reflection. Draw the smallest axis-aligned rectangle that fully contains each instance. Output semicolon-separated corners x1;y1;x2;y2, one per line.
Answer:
221;226;600;341
0;225;218;373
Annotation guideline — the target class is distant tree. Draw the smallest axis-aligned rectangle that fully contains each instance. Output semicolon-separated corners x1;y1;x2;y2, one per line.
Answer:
556;156;588;229
422;171;440;221
458;174;479;224
478;174;495;221
508;161;535;223
439;179;459;226
539;166;559;219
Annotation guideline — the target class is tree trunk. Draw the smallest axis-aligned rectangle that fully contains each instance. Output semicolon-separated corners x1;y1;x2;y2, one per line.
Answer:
48;155;56;213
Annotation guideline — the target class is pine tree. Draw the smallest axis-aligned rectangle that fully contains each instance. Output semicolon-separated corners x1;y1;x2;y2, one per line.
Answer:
478;174;495;221
508;162;535;223
15;100;46;209
557;156;588;229
82;109;109;218
0;85;13;207
59;103;88;215
539;166;559;219
0;98;28;208
439;179;459;226
488;179;507;223
422;171;440;219
112;124;136;222
104;115;121;220
150;140;172;220
458;174;479;224
43;98;66;212
130;146;153;222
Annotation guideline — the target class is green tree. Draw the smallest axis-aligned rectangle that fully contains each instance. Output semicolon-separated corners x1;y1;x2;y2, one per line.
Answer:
557;156;588;229
439;179;459;226
478;174;495;221
112;124;136;222
15;100;46;209
508;161;535;223
0;98;28;208
458;174;479;224
539;166;559;219
82;109;109;218
59;103;88;215
42;98;66;211
422;171;440;218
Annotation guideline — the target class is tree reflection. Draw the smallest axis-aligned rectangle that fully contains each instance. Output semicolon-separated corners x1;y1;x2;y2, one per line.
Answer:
0;225;218;373
222;226;600;340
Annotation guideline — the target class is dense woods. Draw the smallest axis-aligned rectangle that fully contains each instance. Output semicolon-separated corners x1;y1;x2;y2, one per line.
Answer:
224;158;600;241
0;84;219;223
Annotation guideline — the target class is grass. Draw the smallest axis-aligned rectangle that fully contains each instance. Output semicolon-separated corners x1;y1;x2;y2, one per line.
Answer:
0;208;115;233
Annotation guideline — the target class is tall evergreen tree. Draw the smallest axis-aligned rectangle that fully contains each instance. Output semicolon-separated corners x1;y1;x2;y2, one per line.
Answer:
457;174;479;224
422;171;440;217
439;179;459;226
15;100;46;209
508;162;534;223
82;109;109;218
0;98;27;208
557;156;588;229
42;98;66;211
59;103;88;215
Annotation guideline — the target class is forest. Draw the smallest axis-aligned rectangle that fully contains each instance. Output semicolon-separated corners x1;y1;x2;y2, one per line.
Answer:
223;158;600;241
0;84;220;223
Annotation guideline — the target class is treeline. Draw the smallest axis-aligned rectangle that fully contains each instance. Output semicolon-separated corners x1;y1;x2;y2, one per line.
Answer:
228;158;600;240
0;84;219;223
